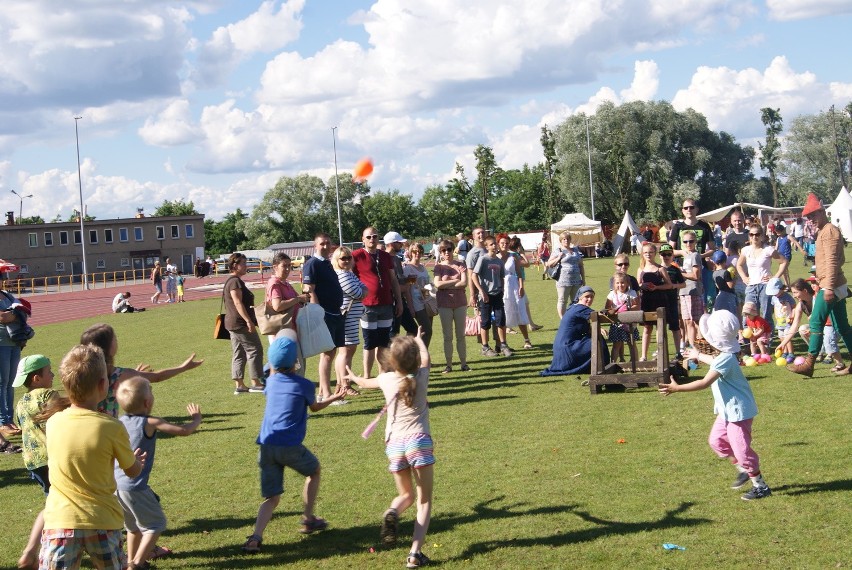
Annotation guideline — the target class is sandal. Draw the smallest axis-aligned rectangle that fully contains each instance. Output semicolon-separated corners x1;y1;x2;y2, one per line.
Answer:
299;516;328;534
831;363;846;373
234;387;249;395
241;534;262;554
0;441;22;453
460;364;471;372
523;340;533;349
344;385;361;396
147;545;172;560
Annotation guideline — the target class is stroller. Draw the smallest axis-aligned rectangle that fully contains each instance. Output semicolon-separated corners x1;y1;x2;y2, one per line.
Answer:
803;241;816;265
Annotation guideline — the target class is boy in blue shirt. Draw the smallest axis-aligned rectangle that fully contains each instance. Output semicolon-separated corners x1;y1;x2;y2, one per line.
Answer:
241;335;345;553
660;310;771;501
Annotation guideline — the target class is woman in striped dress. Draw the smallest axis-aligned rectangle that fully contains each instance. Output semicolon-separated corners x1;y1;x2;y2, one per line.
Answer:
333;247;367;389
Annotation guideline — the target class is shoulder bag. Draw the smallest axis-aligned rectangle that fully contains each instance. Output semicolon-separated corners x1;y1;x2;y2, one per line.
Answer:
214;277;236;340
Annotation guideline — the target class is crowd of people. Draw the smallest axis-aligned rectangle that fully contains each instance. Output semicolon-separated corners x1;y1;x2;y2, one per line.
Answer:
4;192;849;568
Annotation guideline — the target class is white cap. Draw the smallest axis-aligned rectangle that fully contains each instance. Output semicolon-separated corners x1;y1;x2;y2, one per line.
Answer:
383;231;407;244
765;277;784;296
698;310;741;354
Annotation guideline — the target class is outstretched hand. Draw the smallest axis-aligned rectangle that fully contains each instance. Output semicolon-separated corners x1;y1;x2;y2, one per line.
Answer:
186;403;201;418
181;353;204;371
658;375;678;396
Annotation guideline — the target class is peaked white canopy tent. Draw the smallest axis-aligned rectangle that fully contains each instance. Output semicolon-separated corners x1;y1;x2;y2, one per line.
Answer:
696;202;801;225
549;213;604;251
826;186;852;242
611;210;643;254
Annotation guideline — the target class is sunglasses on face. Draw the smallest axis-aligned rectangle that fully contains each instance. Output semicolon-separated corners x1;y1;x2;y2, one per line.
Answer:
682;240;695;244
339;256;352;261
661;252;673;256
364;235;379;240
749;233;761;237
682;205;696;210
440;248;451;253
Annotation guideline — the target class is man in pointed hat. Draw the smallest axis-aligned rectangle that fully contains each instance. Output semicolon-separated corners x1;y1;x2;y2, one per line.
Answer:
789;193;852;376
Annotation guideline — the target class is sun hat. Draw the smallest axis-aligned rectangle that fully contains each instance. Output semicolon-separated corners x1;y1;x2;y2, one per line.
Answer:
13;354;51;388
801;193;823;217
742;301;758;316
699;311;740;354
765;277;784;296
382;231;407;244
573;285;595;304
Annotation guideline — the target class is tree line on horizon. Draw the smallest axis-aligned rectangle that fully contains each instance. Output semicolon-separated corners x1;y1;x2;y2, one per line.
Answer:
17;101;852;255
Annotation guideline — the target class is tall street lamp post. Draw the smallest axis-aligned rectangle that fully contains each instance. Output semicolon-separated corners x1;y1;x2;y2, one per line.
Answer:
10;189;33;222
331;127;343;246
74;116;89;289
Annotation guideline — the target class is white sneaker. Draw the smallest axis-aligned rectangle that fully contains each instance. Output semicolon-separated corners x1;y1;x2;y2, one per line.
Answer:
331;399;349;406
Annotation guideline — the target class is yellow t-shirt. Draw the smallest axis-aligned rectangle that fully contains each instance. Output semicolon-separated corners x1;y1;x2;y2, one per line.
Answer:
43;408;137;530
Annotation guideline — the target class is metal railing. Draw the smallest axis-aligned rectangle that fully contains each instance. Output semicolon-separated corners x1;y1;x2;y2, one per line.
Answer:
2;269;148;296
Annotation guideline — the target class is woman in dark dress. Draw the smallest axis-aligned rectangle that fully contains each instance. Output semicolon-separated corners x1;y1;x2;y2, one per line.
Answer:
541;286;609;376
224;253;264;394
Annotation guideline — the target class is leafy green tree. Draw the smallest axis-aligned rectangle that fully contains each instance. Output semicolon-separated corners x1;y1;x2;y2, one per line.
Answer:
474;145;498;231
238;174;327;248
360;190;420;238
553;101;755;224
418;183;478;238
489;165;548;232
320;173;370;242
204;209;248;254
153;199;200;217
540;125;566;225
18;215;45;224
780;104;852;204
758;107;783;207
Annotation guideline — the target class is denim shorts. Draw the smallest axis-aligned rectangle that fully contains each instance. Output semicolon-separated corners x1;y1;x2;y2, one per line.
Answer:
258;443;319;498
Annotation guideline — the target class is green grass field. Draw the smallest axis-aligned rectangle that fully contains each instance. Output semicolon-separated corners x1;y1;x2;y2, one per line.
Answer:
2;255;850;569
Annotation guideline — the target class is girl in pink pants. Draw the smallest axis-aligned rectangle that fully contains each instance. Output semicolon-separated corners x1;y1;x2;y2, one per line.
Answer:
660;310;771;501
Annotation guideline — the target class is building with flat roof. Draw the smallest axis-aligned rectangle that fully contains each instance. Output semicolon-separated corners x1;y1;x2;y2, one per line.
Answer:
0;214;205;280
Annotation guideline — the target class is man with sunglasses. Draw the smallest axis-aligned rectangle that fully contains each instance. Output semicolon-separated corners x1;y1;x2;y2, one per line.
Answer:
302;233;346;400
789;194;852;376
352;227;404;377
670;199;716;308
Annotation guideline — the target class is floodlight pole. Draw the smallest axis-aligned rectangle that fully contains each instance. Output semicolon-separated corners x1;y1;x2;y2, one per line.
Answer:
585;115;595;220
332;127;343;245
10;189;33;222
74;116;89;289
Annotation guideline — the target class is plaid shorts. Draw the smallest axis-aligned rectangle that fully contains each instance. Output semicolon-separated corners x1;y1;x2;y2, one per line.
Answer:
39;529;124;570
679;294;705;321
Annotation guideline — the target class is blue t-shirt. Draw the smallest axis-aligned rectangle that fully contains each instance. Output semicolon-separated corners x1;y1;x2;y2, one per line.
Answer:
302;254;343;314
776;236;792;260
257;372;316;447
114;415;156;491
709;352;758;422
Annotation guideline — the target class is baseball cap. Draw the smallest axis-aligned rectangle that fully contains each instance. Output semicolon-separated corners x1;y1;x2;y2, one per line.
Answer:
658;244;673;253
383;231;407;244
13;354;51;388
268;336;297;371
765;277;784;296
711;250;727;265
809;265;816;274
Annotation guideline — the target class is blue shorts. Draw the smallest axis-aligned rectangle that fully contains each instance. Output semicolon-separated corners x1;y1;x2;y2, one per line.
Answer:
323;312;345;348
31;465;50;495
385;433;436;473
478;295;505;329
258;443;319;498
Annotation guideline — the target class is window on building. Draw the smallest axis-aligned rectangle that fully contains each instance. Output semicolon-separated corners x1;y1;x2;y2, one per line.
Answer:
89;229;98;244
119;227;129;242
73;230;82;245
156;226;165;240
19;264;29;274
134;227;143;241
104;229;113;243
120;258;130;267
28;233;38;247
56;262;65;272
44;232;54;247
96;259;106;269
59;231;69;245
171;225;179;238
185;224;194;238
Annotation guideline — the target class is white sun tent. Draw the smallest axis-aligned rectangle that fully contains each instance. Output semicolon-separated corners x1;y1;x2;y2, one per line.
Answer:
611;211;643;254
550;213;604;250
697;202;799;224
826;186;852;242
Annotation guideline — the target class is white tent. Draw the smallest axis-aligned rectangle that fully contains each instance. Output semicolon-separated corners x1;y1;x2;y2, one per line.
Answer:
697;202;800;224
826;186;852;242
550;213;604;250
611;211;643;255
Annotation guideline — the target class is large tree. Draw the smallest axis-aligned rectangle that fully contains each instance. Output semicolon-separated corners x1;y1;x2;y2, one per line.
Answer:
781;104;852;204
488;165;548;232
758;107;783;207
238;174;327;248
360;190;420;238
154;199;200;217
553;101;755;224
204;209;248;254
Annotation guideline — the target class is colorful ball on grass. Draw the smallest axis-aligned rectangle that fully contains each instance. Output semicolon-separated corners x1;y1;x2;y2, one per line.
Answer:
793;356;805;366
776;356;788;366
744;356;757;367
761;354;773;363
353;157;374;181
774;348;783;358
786;354;796;363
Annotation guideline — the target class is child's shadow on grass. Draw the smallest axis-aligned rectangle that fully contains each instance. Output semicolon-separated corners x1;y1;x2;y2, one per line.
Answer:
773;478;852;496
444;499;711;561
0;465;30;488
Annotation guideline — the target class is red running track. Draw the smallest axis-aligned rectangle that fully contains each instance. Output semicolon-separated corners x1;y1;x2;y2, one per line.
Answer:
25;273;276;327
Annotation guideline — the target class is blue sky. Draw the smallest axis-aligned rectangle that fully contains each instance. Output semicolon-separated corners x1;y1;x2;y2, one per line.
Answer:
1;0;851;223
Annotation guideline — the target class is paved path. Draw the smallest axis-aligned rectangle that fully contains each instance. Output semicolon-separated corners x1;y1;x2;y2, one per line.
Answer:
26;273;276;327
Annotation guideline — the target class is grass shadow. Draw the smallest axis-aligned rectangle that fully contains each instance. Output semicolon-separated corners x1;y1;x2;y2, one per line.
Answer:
773;478;852;496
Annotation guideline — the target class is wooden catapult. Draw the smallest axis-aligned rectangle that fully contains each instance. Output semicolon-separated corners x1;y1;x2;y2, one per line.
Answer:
588;308;671;395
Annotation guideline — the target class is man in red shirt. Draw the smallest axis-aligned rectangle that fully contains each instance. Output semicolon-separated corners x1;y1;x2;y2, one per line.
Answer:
352;226;403;378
